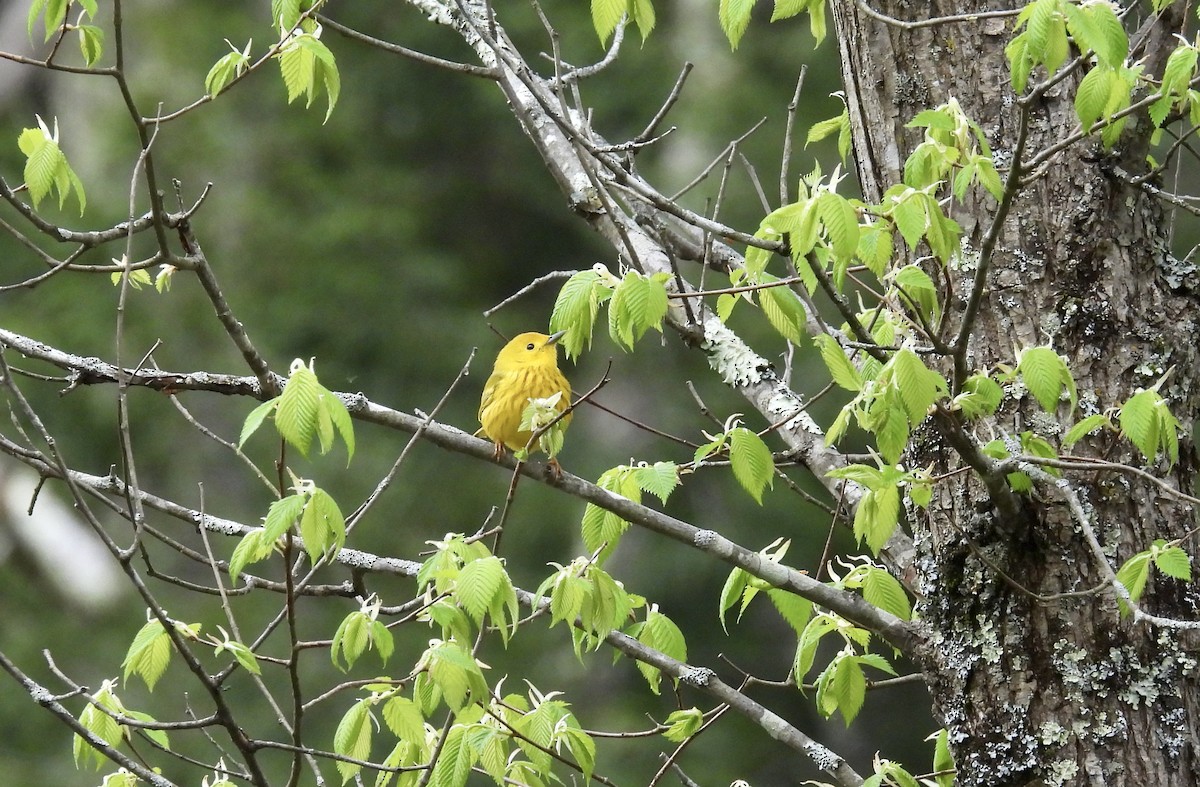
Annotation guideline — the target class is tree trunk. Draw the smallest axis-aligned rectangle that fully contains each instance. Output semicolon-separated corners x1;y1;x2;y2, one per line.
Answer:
832;2;1200;784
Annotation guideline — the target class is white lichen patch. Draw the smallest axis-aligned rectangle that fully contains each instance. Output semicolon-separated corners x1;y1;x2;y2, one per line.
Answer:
764;390;821;435
702;316;766;386
974;615;1002;665
1046;758;1079;786
1039;720;1069;747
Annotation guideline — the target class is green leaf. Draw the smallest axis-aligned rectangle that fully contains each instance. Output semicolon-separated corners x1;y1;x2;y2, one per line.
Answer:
1017;346;1074;413
954;372;1003;419
759;279;807;345
662;707;704;742
889;347;946;425
933;728;955;787
629;0;656;40
766;588;813;634
382;696;425;744
608;270;669;350
74;681;125;770
591;0;627;44
1075;65;1114;131
729;427;774;504
429;724;472;787
891;264;940;324
277;33;340;122
1125;396;1165;466
331;611;369;671
334;700;373;784
827;655;867;725
719;566;751;633
456;555;506;625
1063;413;1113;448
818;191;860;260
853;485;900;555
862;567;911;621
719;0;755;49
1114;550;1151;616
122;619;171;691
551;268;610;360
1154;544;1192;582
632;461;679;504
228;528;276;580
633;609;687;694
77;24;104;66
205;44;252;97
276;359;321;455
238;399;278;448
263;492;307;541
815;334;862;392
300;487;346;562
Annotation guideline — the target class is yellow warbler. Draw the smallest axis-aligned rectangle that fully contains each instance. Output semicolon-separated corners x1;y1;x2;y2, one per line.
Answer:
478;330;572;463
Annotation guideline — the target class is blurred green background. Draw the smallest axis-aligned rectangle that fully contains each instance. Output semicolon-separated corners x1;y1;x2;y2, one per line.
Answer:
0;1;935;784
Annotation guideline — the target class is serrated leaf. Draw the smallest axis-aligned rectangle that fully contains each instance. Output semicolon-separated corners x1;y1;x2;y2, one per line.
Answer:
1018;346;1071;413
829;656;867;725
334;700;373;784
729;427;774;504
1119;389;1159;463
228;528;275;580
382;696;425;743
1115;551;1151;616
634;609;686;694
276;360;321;455
719;0;755;49
551;266;607;361
632;461;679;504
456;555;506;625
890;347;945;425
766;588;813;634
122;620;171;691
934;728;955;787
238;399;278;448
759;280;807;345
719;567;751;633
806;111;846;146
818;191;860;260
1154;545;1192;582
591;0;626;44
331;612;369;671
263;492;306;541
854;485;900;555
629;0;656;39
1063;413;1113;447
77;24;104;66
815;334;862;392
662;707;704;742
1076;65;1114;130
862;567;911;621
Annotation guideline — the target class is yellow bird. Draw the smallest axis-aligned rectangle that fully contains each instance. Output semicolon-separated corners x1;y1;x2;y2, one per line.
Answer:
478;330;572;464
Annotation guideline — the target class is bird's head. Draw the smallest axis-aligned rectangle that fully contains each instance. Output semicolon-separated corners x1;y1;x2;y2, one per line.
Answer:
494;330;565;371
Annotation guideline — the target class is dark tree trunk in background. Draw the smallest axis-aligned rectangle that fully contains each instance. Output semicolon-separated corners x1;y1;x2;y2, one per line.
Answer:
833;1;1200;784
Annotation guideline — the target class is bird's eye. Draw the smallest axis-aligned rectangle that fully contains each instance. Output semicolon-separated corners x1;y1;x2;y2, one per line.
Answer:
526;343;535;350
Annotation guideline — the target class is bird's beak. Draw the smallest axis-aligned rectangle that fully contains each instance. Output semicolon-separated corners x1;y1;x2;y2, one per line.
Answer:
547;330;566;346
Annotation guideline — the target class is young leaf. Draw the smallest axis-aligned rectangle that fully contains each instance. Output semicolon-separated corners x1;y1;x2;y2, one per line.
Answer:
122;619;171;691
550;267;612;360
729;427;775;504
299;487;346;562
277;32;340;122
228;528;277;580
632;461;679;504
1114;550;1151;616
632;608;687;694
382;696;425;744
333;700;373;784
719;0;755;49
815;334;862;392
1153;543;1192;582
238;399;279;448
1017;346;1075;413
276;359;321;456
759;278;807;345
591;0;626;44
862;567;911;621
1063;412;1113;448
662;707;704;742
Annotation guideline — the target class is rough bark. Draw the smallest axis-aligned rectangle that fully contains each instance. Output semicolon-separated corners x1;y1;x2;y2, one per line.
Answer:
832;1;1200;784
